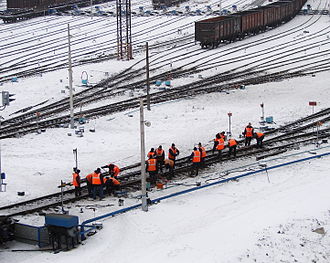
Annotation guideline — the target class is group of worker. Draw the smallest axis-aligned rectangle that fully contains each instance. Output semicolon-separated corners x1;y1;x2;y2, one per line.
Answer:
72;164;121;200
191;123;264;175
145;144;179;185
72;123;265;199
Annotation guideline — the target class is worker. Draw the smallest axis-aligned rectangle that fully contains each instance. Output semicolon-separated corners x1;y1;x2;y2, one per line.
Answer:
72;168;81;197
92;168;104;200
155;145;165;173
219;131;226;141
85;172;93;198
213;133;225;159
104;176;121;196
108;163;120;178
168;143;180;166
254;132;265;148
242;123;254;146
164;158;174;180
198;142;207;167
189;147;201;176
228;137;238;158
147;148;156;159
146;155;158;185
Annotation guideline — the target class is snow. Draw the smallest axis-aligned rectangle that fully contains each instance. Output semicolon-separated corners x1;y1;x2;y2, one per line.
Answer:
1;0;330;261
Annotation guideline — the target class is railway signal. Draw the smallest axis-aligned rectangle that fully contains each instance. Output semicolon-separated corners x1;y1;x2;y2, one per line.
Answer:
1;91;15;106
260;102;264;122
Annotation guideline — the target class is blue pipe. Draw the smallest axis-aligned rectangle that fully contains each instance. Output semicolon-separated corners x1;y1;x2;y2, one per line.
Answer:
80;151;330;240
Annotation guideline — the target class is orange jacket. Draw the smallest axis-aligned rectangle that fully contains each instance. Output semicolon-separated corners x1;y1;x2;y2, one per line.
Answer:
147;158;157;172
147;151;155;158
168;147;178;160
109;177;120;185
112;165;120;177
256;132;264;138
199;146;206;158
228;139;237;147
216;138;225;150
104;177;121;185
72;173;80;187
86;173;93;184
192;150;201;163
92;172;102;185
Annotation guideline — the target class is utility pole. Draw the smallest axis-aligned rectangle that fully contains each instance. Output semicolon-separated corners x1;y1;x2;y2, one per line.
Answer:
146;42;151;110
139;99;148;212
67;24;75;129
0;117;2;189
219;0;222;14
227;112;232;136
90;0;93;17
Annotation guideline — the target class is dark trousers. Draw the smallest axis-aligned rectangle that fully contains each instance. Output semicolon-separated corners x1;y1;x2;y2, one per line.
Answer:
256;136;264;148
148;171;158;185
105;181;120;196
217;150;222;159
157;159;164;173
245;137;252;146
87;182;93;197
200;157;205;168
191;162;200;176
228;146;237;157
92;185;104;200
165;165;174;180
74;186;81;197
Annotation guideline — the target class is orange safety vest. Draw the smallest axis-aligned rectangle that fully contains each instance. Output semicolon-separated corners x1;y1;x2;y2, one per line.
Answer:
216;138;225;150
92;172;102;185
147;151;155;158
86;173;93;183
228;139;237;147
168;147;177;160
156;148;164;157
245;127;253;137
199;147;206;158
103;177;109;184
147;158;157;171
72;173;80;187
256;132;264;138
192;150;201;163
112;166;120;177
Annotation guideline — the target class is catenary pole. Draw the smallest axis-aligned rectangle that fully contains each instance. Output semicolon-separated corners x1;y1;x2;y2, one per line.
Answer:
146;42;151;110
67;24;75;129
139;99;148;211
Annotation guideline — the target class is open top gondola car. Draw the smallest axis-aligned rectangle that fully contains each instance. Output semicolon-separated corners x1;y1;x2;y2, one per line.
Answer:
195;16;241;48
195;0;307;48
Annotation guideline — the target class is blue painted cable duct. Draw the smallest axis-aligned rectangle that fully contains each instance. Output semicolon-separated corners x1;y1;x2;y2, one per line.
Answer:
80;151;330;240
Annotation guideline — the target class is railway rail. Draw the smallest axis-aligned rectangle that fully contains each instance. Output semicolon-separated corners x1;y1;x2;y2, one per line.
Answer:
1;108;329;217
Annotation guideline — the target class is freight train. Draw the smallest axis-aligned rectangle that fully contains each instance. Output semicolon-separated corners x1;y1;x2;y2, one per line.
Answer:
195;0;307;48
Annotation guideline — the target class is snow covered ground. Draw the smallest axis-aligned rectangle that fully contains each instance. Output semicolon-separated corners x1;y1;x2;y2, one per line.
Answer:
1;0;330;261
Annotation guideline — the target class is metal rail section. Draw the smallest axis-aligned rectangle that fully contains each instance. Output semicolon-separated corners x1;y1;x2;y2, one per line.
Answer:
80;151;330;240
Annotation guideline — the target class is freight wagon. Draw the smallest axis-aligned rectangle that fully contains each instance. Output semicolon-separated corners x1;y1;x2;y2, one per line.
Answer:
195;0;307;48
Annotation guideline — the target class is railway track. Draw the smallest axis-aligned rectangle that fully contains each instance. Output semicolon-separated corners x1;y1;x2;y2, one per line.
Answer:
1;108;329;217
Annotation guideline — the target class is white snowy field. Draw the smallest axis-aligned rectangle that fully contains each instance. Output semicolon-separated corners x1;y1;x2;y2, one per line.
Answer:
1;0;330;261
2;147;330;262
